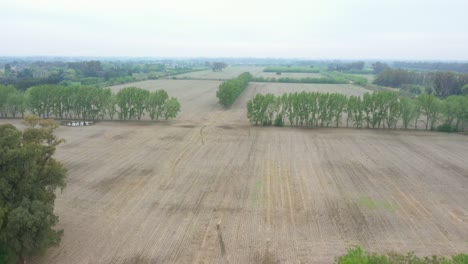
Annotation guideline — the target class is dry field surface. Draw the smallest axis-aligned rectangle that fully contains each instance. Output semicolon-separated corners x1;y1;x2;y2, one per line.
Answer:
246;82;370;97
254;72;323;79
171;67;323;80
172;66;265;80
3;81;467;263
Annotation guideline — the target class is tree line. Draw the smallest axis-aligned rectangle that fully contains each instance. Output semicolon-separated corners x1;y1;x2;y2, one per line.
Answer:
246;91;468;132
393;61;468;73
327;61;368;73
374;68;468;97
0;84;180;121
216;72;252;107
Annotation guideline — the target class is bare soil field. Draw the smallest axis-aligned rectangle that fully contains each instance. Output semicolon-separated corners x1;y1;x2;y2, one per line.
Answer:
172;66;265;80
107;81;368;123
246;82;371;97
4;82;467;264
108;79;222;123
171;67;323;80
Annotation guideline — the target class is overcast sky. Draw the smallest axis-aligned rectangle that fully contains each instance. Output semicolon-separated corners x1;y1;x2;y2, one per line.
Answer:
2;0;468;60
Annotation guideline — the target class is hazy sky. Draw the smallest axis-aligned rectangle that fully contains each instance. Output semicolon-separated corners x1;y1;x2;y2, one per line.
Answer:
2;0;468;60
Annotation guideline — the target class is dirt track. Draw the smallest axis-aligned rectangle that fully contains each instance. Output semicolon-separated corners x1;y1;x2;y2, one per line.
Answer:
7;82;467;263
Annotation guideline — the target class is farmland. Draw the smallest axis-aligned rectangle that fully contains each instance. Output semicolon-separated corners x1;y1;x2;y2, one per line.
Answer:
2;79;463;263
172;66;324;80
172;66;264;80
1;78;466;263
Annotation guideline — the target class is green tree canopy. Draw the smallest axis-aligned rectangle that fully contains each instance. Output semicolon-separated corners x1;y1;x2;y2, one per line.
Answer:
0;119;66;264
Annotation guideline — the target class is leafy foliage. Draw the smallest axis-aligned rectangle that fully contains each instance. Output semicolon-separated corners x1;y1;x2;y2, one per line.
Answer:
116;87;150;120
0;120;66;263
246;92;468;131
1;85;180;122
372;62;390;74
374;69;468;97
210;62;227;72
328;61;365;72
216;72;252;107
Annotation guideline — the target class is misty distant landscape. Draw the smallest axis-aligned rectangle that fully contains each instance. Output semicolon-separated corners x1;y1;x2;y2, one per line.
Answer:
1;1;468;264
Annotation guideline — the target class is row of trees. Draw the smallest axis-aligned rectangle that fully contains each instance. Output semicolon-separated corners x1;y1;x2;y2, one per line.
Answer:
246;91;468;131
116;87;180;121
393;61;468;73
209;62;228;72
216;72;252;107
0;84;180;121
374;68;468;97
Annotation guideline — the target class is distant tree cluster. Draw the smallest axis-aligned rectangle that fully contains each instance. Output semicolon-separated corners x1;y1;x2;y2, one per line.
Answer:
374;69;468;97
246;91;468;131
0;84;180;121
67;61;103;77
1;60;198;91
216;72;252;107
372;62;390;74
328;61;365;72
209;62;228;72
393;61;468;73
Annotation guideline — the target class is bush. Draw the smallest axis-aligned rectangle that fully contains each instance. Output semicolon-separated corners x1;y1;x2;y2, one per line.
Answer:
401;84;423;95
436;124;457;133
462;84;468;95
274;114;284;126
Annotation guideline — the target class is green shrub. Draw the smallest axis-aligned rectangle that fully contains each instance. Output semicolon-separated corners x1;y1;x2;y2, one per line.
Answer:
274;114;284;126
336;246;468;264
452;254;468;264
436;124;457;133
81;77;104;85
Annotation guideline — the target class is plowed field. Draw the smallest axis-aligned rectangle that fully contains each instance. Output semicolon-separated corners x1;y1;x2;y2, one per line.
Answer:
7;81;465;263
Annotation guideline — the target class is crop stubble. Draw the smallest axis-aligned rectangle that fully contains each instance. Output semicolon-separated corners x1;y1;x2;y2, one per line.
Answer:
18;80;468;263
